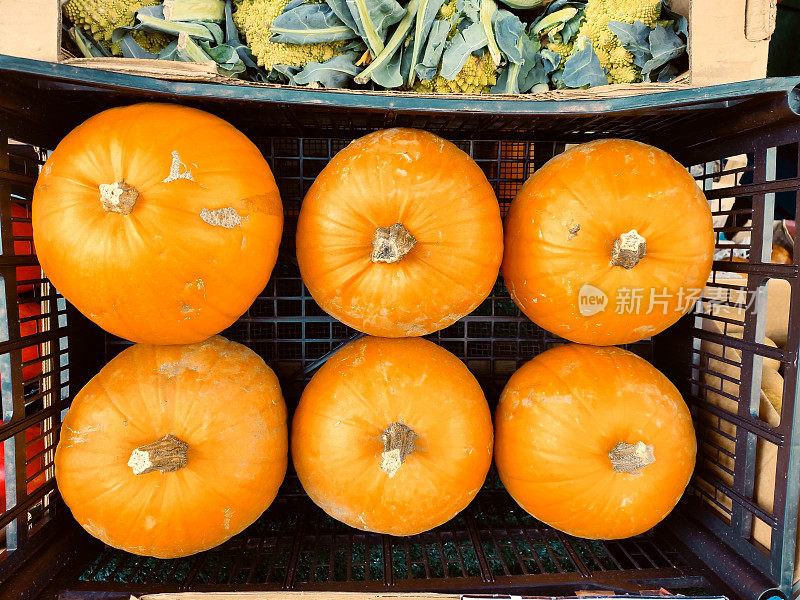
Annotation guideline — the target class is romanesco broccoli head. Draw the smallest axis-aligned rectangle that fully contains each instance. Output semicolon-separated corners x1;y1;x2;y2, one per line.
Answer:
410;52;498;94
64;0;169;55
606;63;641;83
233;0;346;71
578;0;660;83
438;0;458;20
542;40;574;59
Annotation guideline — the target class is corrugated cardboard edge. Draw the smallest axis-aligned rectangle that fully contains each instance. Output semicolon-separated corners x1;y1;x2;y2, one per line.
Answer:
62;58;225;82
745;0;778;41
133;593;463;600
60;58;692;100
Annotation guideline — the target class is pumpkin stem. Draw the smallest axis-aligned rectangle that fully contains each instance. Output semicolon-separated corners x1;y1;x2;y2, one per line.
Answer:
371;223;416;263
128;434;188;475
379;422;417;478
99;181;139;215
609;441;655;474
610;229;646;269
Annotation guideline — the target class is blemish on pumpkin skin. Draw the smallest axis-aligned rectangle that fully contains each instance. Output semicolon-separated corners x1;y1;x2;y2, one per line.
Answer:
158;359;199;377
162;150;195;183
566;220;580;241
200;207;245;228
63;424;101;444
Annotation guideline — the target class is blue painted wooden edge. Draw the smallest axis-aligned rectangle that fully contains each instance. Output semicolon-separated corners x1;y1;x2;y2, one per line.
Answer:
1;54;800;115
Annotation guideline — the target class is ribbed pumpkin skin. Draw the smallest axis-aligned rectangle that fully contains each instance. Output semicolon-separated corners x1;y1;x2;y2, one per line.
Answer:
33;103;283;345
296;128;503;337
292;336;493;536
495;344;696;539
502;139;714;345
55;336;288;558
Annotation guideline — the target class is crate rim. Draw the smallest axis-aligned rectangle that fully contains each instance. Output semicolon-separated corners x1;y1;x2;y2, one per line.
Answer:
1;55;800;116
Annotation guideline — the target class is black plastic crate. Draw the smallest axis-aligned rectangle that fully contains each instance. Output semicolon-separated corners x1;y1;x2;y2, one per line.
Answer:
1;59;799;600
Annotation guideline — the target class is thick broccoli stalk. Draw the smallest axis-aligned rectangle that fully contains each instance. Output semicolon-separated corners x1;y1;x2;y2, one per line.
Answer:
63;0;169;55
579;0;661;83
411;51;498;94
233;0;346;71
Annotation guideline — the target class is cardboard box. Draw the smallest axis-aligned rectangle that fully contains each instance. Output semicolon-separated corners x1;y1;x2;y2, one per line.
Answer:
0;0;777;93
0;1;778;99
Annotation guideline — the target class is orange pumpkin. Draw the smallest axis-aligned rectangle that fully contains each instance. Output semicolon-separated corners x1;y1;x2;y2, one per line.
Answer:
296;128;503;337
292;336;493;535
33;103;283;345
55;335;288;558
495;344;696;539
502;139;714;345
772;244;792;264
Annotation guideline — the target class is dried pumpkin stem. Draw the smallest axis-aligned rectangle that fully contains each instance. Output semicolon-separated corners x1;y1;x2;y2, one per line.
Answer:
99;181;139;215
379;422;417;478
609;441;655;474
371;223;416;263
610;229;646;269
128;434;188;475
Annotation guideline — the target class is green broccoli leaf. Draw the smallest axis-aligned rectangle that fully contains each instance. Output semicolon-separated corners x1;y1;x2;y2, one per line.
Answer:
200;40;246;74
458;0;481;24
342;38;368;53
491;30;536;93
400;34;415;83
408;0;446;85
292;51;363;86
354;0;420;86
440;22;488;80
134;5;223;42
492;9;525;64
339;0;406;57
369;43;404;87
201;22;225;44
325;0;360;34
641;25;685;81
539;47;561;70
270;3;358;43
660;3;688;38
656;61;680;82
272;64;302;83
541;0;585;14
561;37;607;87
550;68;565;88
520;44;558;92
223;0;259;69
119;34;160;59
415;18;449;81
556;3;583;43
158;39;181;60
112;25;138;44
607;20;651;68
